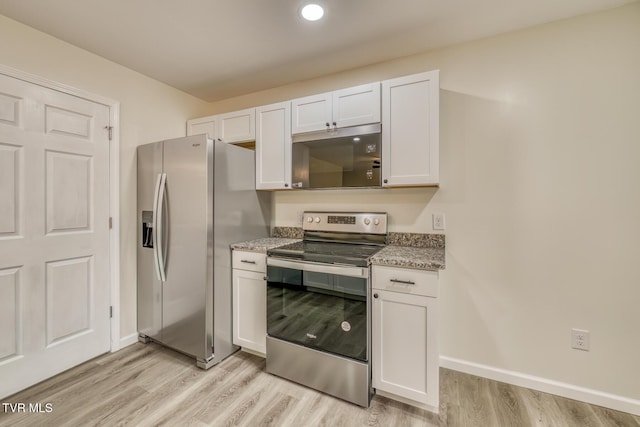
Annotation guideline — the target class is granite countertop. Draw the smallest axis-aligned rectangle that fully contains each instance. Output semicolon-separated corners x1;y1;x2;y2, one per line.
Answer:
370;246;445;271
231;237;300;253
231;229;445;270
370;231;445;270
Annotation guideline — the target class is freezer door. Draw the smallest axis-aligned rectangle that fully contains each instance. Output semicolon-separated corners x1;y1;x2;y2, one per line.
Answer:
137;142;163;341
161;135;213;361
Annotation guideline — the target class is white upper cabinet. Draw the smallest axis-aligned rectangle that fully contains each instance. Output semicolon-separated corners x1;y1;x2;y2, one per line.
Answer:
291;92;332;134
333;83;381;128
291;82;380;134
218;108;255;143
256;101;292;190
187;115;218;139
186;108;255;144
381;70;439;187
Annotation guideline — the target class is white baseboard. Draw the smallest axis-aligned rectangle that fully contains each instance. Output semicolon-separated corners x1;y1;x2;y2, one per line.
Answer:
115;333;140;351
440;356;640;416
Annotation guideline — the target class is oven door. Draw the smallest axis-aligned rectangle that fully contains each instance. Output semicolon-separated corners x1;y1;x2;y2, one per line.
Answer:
266;258;369;362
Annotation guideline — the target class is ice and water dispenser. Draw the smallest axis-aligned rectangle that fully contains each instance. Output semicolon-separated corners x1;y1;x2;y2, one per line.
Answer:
141;211;154;248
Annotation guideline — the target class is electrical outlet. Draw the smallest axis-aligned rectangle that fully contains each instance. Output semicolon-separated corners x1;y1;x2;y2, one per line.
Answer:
432;213;445;230
571;328;590;351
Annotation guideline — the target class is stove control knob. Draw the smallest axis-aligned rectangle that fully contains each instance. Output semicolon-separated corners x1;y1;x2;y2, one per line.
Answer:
307;217;313;223
314;217;321;223
364;218;371;226
373;218;380;226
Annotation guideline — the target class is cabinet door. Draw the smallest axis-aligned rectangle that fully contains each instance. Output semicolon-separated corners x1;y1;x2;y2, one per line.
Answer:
218;108;255;143
187;115;218;139
256;102;292;190
372;289;438;407
291;92;332;134
232;269;267;354
333;82;380;128
382;70;439;186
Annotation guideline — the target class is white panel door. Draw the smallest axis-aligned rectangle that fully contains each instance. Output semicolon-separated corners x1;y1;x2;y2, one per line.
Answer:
0;73;111;398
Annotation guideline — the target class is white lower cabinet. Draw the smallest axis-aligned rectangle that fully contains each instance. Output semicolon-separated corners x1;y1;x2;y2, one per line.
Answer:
232;251;267;355
372;265;439;412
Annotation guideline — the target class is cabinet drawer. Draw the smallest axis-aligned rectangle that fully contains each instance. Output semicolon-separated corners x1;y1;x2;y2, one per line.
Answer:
372;265;438;297
232;251;267;273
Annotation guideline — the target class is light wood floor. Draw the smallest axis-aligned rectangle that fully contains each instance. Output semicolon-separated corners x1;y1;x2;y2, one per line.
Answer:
1;343;638;426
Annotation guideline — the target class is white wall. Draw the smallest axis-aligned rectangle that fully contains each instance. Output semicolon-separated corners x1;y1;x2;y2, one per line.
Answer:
208;3;640;404
0;15;212;340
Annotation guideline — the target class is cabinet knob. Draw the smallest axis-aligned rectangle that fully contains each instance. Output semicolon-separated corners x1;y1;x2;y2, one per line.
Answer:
325;122;330;127
373;293;379;299
383;179;388;184
284;183;289;187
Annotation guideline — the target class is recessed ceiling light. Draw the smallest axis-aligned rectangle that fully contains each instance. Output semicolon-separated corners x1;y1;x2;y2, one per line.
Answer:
300;3;324;21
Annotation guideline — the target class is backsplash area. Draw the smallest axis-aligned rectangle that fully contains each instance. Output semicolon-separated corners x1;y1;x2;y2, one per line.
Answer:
272;188;441;234
271;227;303;239
387;233;445;249
271;227;445;250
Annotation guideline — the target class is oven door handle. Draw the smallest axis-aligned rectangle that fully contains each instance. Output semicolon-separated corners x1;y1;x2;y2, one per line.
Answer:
267;257;368;279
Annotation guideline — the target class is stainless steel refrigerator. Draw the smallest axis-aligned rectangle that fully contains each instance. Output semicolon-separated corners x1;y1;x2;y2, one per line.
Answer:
137;134;271;369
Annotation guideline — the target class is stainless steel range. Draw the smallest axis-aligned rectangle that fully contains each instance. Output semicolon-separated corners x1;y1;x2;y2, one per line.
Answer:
266;211;387;407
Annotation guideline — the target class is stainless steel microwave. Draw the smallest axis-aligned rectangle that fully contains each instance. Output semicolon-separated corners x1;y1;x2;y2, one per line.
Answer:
291;123;381;189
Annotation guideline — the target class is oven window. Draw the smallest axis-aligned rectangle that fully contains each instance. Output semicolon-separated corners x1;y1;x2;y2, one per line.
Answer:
267;265;367;362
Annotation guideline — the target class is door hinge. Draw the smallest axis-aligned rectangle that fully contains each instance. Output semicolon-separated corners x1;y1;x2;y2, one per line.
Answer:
110;306;113;318
105;125;113;141
109;217;113;229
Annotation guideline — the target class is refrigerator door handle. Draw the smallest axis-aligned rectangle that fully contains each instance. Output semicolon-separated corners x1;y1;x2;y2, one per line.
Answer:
153;172;167;282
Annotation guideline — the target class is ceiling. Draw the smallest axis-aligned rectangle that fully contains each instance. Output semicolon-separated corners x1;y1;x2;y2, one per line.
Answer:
0;0;634;102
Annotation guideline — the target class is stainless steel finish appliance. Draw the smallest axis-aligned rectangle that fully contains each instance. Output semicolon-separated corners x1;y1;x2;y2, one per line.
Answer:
266;212;387;407
137;134;271;369
291;124;381;189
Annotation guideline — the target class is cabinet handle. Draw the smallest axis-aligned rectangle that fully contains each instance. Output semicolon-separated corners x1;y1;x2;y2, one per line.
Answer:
390;278;415;285
373;293;379;299
264;276;268;281
241;260;257;264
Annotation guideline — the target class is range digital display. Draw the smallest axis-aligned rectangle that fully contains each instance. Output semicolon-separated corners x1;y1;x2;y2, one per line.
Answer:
327;215;356;225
